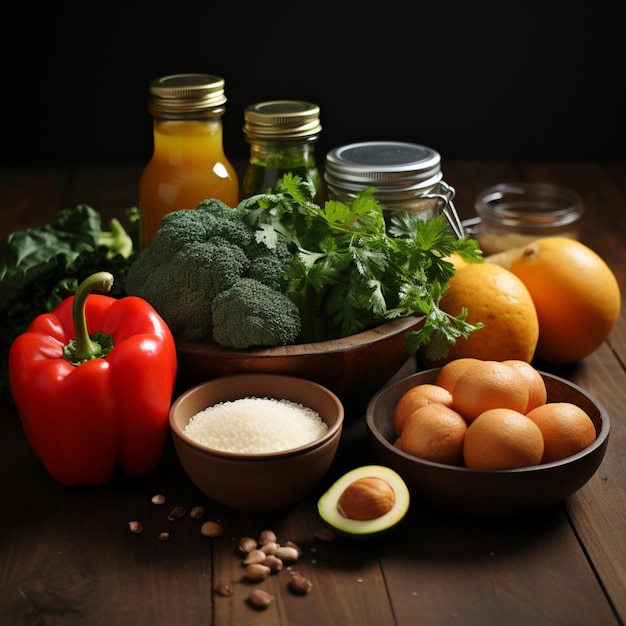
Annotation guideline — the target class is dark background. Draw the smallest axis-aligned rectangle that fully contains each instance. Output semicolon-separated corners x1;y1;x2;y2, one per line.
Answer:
2;2;624;168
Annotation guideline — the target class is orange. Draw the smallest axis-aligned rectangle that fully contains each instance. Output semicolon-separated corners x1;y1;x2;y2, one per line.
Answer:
441;252;469;271
502;359;547;412
526;402;596;463
424;262;539;366
506;237;621;364
452;360;529;422
400;404;468;466
463;408;544;469
393;383;453;435
434;357;481;394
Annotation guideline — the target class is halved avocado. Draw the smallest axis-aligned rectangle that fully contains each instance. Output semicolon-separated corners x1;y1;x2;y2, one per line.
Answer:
317;465;410;537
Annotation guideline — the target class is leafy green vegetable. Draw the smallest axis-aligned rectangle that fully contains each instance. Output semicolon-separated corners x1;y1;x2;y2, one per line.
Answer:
0;205;138;404
241;173;484;358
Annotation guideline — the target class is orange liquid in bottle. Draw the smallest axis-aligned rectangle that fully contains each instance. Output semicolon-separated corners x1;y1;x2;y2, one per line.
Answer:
139;119;239;249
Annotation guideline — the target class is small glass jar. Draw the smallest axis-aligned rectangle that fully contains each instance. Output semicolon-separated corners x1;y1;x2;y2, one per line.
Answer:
464;182;585;255
324;141;464;237
139;73;239;249
240;100;324;203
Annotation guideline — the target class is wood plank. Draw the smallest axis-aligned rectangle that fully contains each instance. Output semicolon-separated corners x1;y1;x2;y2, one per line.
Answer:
381;505;619;626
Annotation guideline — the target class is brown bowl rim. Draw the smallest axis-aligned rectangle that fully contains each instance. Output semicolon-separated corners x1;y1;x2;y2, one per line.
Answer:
170;373;344;461
175;315;424;357
366;368;610;474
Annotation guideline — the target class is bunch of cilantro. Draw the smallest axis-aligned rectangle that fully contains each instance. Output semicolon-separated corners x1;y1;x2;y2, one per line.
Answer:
0;204;138;403
239;174;484;360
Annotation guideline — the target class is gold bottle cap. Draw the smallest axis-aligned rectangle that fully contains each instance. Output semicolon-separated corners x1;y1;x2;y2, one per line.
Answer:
148;73;227;115
244;100;321;140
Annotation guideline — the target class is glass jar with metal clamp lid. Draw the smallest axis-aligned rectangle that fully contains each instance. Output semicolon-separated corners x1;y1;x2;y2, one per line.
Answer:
324;141;465;238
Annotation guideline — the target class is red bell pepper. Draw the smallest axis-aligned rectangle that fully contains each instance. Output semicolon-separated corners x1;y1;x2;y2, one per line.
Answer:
9;271;177;487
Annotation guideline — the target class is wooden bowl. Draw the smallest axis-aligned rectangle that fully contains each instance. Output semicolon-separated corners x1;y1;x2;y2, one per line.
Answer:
366;368;610;516
175;315;424;414
169;373;344;512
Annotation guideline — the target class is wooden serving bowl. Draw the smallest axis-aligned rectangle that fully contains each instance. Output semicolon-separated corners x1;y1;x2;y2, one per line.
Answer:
175;315;424;414
366;368;610;516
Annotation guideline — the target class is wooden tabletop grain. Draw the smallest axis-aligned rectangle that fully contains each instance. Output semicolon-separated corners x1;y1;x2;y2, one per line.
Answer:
1;160;624;626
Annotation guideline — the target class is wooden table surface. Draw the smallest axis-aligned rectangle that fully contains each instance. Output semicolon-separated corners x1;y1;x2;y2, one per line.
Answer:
1;160;624;626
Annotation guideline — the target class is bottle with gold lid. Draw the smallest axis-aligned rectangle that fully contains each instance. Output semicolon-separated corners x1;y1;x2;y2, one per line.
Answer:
240;100;324;204
139;73;239;249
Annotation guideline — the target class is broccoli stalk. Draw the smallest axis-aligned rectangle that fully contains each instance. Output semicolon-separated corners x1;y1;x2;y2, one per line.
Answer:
98;217;134;259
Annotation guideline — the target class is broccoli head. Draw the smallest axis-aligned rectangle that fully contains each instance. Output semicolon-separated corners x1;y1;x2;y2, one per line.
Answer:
125;199;302;347
211;278;301;349
125;238;249;342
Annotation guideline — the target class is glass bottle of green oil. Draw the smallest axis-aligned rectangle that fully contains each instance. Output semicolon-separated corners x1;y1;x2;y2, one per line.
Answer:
240;100;324;203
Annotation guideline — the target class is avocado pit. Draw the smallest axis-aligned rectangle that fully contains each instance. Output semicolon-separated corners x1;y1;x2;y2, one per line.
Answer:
337;476;396;520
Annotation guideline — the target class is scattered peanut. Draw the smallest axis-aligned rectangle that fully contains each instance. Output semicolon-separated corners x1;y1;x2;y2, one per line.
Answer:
262;554;284;573
200;521;224;538
215;582;233;597
248;588;274;609
258;529;277;544
244;563;271;581
274;546;299;563
128;520;143;534
238;536;258;554
151;494;166;505
158;532;170;541
243;549;268;565
167;506;187;521
289;574;313;595
190;506;205;519
260;541;279;555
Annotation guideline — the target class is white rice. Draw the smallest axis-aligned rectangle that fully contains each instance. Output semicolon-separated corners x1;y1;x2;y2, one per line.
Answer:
184;396;328;454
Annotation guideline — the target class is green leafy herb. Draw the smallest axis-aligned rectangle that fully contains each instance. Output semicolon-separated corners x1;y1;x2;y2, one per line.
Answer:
240;173;484;357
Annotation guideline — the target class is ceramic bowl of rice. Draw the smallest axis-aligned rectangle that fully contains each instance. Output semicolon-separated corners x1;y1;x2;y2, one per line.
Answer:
169;373;344;512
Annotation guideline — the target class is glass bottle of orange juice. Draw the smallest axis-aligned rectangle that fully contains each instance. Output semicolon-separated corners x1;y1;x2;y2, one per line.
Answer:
139;73;239;249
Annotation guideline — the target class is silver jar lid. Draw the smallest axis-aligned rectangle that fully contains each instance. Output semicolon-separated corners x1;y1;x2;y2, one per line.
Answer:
244;101;322;140
325;141;443;191
148;73;227;116
325;141;465;238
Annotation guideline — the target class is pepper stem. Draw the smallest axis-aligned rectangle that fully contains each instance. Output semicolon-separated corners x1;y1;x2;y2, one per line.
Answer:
71;271;114;362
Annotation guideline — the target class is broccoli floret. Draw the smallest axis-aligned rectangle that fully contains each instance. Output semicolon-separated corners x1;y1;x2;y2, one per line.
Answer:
149;199;253;258
195;199;255;247
149;209;210;257
211;278;301;349
126;239;249;342
244;233;296;292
